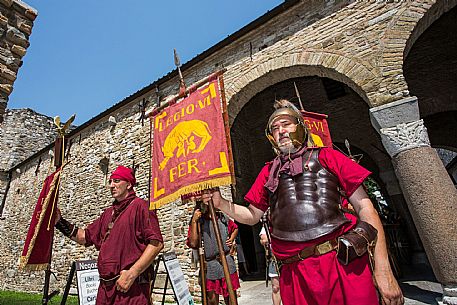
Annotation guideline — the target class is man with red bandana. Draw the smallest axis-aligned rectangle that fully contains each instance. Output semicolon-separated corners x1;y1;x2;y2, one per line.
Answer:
202;100;404;305
55;165;163;305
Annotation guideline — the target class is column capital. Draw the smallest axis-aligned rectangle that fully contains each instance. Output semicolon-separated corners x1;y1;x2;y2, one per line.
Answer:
369;97;430;157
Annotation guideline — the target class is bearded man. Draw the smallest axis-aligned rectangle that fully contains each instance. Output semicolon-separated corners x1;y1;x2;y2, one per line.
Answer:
55;165;163;305
202;100;403;305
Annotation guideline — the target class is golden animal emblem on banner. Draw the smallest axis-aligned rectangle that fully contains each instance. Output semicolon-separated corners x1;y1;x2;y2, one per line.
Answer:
150;78;233;209
159;120;212;170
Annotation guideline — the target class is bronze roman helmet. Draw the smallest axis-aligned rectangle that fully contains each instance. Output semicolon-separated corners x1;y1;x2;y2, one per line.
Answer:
265;99;310;152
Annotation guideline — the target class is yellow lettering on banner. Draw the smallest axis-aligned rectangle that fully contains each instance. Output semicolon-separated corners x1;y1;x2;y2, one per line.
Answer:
173;111;181;122
209;152;230;175
188;159;201;174
312;121;324;132
169;159;201;182
304;119;312;130
166;116;173;128
197;96;211;109
186;104;195;115
155;111;167;132
201;82;216;98
153;178;165;198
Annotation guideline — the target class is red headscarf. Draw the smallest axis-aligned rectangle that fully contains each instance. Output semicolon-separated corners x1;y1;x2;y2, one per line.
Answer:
109;165;136;186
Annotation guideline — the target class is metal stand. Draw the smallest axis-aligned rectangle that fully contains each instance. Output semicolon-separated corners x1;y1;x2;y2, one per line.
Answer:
150;255;176;305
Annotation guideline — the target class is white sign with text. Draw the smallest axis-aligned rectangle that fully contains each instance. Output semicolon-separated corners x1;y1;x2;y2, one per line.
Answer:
76;260;99;305
163;252;194;305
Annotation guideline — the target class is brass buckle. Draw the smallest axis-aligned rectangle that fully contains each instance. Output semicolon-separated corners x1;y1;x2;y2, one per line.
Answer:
315;241;333;255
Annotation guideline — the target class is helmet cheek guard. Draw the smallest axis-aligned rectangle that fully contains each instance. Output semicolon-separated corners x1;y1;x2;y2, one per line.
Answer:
265;110;308;151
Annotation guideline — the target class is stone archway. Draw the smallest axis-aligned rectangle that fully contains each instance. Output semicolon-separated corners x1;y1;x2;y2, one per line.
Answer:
226;50;379;126
375;0;457;105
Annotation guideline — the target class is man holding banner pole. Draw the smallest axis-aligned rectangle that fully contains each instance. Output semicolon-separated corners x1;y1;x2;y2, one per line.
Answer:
187;203;240;305
201;99;404;305
55;165;163;305
149;75;238;305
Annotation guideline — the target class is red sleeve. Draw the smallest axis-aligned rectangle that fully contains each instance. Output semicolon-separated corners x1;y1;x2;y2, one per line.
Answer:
318;147;371;198
244;163;271;212
146;209;163;243
186;224;199;249
136;200;163;244
228;219;238;234
84;209;111;250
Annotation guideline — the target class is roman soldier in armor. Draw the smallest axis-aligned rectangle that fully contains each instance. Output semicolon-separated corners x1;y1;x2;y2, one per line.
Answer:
201;99;403;305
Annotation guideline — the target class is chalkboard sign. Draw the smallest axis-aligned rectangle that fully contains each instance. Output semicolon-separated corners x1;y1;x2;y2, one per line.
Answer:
75;260;100;305
163;252;194;305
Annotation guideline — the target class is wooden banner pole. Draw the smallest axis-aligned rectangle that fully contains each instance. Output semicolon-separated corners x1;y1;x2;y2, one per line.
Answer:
207;199;237;305
197;221;208;305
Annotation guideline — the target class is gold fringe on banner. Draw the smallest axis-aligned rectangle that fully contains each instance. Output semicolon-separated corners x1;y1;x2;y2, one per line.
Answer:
18;171;61;271
150;176;232;210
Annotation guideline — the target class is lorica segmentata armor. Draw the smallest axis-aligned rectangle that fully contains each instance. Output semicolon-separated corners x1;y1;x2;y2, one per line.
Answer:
269;149;349;242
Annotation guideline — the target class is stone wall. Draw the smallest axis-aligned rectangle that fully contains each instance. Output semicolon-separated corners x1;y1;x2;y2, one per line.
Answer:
0;108;56;171
0;108;56;209
0;0;37;122
0;0;454;298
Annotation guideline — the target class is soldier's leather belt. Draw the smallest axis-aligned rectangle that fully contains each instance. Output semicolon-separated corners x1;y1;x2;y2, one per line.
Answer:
100;273;149;286
278;238;338;266
205;250;231;262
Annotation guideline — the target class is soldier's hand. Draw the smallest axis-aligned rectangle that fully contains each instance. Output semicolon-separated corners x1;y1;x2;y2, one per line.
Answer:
374;268;404;305
260;234;268;246
116;269;137;293
226;237;234;247
201;189;222;208
192;209;202;222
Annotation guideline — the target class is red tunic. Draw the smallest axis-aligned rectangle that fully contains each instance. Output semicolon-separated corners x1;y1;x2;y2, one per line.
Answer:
85;196;163;305
245;147;378;305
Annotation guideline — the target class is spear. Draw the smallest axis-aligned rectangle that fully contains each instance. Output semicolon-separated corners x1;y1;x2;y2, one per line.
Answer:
174;49;187;96
293;81;305;111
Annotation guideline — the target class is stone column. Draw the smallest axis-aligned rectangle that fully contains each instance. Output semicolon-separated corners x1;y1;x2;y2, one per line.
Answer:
370;97;457;305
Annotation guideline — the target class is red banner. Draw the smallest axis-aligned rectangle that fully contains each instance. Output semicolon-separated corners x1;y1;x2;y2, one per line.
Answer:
19;169;60;271
150;79;232;209
301;110;332;147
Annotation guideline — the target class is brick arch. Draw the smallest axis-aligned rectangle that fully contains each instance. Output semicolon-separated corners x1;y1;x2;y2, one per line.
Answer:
378;0;457;101
226;50;378;125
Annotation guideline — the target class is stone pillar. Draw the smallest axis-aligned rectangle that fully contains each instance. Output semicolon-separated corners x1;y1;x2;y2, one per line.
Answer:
370;97;457;305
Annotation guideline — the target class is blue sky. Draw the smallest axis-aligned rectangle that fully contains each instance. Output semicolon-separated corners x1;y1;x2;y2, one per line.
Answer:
9;0;283;125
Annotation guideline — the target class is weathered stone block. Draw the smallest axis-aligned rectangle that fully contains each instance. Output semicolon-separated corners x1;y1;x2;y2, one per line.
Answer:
17;21;31;35
0;13;8;26
369;96;419;131
24;8;37;21
0;83;12;94
0;0;12;8
11;44;26;57
6;25;29;48
0;64;16;81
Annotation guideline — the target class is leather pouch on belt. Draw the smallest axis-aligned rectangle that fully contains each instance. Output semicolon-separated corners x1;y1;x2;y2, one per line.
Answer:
337;221;378;265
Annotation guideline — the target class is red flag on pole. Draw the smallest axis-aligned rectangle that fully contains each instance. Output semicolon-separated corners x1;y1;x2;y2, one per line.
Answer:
301;110;333;147
19;169;60;271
